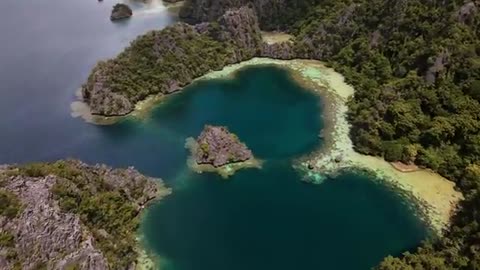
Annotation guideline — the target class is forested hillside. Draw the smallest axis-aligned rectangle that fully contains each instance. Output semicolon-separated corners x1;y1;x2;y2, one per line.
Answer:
289;0;480;268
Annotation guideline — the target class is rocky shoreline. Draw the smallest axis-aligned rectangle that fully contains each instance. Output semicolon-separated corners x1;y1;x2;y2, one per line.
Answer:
0;160;171;270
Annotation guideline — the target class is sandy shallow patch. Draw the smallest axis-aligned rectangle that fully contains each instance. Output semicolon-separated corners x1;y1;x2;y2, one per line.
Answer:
184;137;262;178
282;59;464;235
261;31;294;44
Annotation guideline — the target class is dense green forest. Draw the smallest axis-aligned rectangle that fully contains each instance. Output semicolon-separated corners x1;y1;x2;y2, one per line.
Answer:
289;0;480;268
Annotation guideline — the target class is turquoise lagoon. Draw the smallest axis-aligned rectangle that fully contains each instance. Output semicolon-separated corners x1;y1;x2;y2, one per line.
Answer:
139;66;428;270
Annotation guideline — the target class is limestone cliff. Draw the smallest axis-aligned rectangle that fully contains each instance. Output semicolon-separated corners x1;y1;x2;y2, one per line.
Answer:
0;160;170;270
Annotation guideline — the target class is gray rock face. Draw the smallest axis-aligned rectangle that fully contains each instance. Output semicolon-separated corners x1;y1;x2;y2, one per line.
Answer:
110;3;133;21
195;125;253;167
457;2;478;24
83;6;265;116
179;0;303;30
0;160;168;270
368;30;382;49
261;42;296;60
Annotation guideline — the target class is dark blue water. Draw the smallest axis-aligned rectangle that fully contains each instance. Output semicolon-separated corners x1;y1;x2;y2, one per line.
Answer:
0;1;427;269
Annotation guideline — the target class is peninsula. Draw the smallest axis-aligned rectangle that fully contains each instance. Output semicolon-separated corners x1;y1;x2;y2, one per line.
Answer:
186;125;261;178
0;160;170;269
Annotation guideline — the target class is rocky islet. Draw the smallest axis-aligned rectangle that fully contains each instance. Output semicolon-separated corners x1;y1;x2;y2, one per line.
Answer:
81;5;294;117
110;3;133;21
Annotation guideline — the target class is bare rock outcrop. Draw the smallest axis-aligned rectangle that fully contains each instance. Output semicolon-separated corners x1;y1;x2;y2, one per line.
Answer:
217;6;262;60
425;51;449;84
261;41;296;59
179;0;313;30
457;1;478;24
294;3;360;60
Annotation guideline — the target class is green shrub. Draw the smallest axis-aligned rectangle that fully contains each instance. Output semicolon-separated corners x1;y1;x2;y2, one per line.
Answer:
0;231;14;247
0;190;22;219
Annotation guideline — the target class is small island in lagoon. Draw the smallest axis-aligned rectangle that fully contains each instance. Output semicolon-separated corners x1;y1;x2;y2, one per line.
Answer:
185;125;261;178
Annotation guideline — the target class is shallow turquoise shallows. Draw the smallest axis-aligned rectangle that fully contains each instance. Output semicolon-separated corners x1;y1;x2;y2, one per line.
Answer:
140;66;428;270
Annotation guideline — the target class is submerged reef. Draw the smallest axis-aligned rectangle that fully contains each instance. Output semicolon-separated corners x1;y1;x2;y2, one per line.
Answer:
0;160;170;269
186;125;260;178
